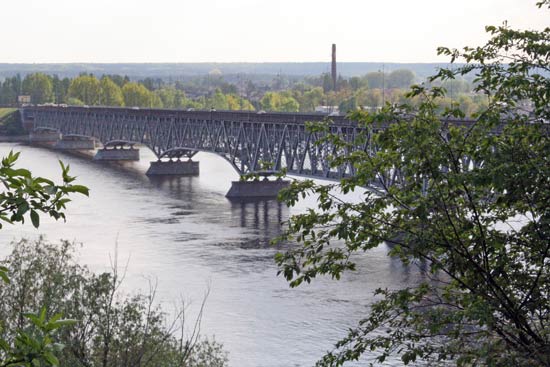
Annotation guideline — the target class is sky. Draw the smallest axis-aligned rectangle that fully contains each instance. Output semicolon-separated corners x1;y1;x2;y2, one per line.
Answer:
0;0;547;63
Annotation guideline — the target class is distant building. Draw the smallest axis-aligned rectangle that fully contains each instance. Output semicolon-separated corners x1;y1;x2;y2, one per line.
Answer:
18;95;31;105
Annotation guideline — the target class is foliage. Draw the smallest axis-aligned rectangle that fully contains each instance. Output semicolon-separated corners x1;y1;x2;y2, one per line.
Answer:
51;75;71;104
0;306;76;367
22;73;53;105
122;82;155;108
0;152;88;366
155;87;187;109
67;97;85;106
0;75;22;105
1;67;486;115
99;77;124;107
69;75;101;106
364;71;385;89
208;89;230;110
386;69;416;89
275;5;550;366
0;238;228;367
261;91;300;112
0;151;89;233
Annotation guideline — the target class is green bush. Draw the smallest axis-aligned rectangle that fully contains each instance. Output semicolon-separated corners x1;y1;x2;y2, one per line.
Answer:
0;238;228;367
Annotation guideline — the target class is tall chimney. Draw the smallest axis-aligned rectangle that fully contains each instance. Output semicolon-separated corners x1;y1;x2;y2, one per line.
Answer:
331;44;337;91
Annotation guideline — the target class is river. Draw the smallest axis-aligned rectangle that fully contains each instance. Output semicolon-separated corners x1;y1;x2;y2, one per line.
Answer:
0;142;423;367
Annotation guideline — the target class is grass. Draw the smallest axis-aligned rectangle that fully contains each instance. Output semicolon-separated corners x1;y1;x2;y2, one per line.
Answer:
0;108;24;134
0;108;16;121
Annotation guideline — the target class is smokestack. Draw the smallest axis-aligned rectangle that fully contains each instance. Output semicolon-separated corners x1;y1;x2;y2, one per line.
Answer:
331;44;337;91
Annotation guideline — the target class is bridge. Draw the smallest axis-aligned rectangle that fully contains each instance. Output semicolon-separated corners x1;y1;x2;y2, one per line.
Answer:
21;106;473;198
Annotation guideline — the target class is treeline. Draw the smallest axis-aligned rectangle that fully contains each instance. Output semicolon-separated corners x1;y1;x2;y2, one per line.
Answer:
0;73;254;111
0;69;486;116
291;70;486;116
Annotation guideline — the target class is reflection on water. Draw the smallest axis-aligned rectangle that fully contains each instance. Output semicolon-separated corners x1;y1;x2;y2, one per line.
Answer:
229;200;285;248
0;143;422;367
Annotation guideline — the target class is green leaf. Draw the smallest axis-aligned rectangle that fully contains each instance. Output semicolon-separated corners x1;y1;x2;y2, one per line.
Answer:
43;351;59;366
66;185;89;196
0;266;9;284
30;209;40;228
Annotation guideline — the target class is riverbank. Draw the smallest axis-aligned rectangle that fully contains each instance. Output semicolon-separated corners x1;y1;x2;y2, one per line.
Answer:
0;108;26;138
0;134;29;142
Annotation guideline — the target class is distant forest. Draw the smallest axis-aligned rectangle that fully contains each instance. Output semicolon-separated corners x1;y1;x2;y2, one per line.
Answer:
0;63;487;116
0;62;461;81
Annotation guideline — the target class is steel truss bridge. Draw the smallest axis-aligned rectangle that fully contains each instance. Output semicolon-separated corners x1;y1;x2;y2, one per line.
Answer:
23;106;476;187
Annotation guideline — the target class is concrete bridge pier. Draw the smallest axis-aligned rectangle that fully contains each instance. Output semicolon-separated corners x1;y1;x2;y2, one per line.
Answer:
146;159;200;176
54;136;95;150
94;146;140;161
29;130;61;144
226;172;290;199
145;149;200;176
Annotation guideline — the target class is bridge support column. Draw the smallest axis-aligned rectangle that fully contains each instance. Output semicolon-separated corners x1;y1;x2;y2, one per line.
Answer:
29;130;61;144
54;138;95;150
145;160;200;176
226;178;290;199
94;147;140;161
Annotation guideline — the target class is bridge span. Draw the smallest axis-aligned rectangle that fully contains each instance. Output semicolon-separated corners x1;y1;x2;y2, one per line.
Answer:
21;106;472;198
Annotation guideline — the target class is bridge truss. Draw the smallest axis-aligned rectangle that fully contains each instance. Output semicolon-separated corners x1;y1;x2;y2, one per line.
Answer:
25;106;483;189
28;107;382;180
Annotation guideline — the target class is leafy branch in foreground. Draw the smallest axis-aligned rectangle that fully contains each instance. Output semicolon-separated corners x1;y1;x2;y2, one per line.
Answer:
0;151;89;229
275;4;549;366
0;307;76;367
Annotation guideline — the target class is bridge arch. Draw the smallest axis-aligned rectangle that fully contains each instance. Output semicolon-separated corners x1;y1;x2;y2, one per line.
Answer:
157;148;198;160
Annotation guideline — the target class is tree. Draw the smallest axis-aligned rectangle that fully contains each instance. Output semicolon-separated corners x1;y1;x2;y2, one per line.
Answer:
103;74;129;88
364;71;386;89
22;73;53;104
349;76;367;91
0;75;22;105
0;238;229;367
299;87;325;112
208;89;229;110
149;92;164;108
275;3;550;366
387;69;415;89
338;97;357;114
122;82;153;108
155;87;187;109
100;77;124;106
68;75;101;105
0;152;89;366
362;88;383;109
52;75;71;104
225;94;254;111
260;92;300;112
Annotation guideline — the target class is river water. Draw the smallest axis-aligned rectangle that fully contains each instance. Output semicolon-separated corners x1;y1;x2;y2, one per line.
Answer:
0;142;423;367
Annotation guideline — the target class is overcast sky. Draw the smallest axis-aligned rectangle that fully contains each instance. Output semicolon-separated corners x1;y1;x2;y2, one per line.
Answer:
1;0;547;63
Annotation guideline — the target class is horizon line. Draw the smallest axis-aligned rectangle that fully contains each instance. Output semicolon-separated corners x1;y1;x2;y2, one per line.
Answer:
0;60;454;65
